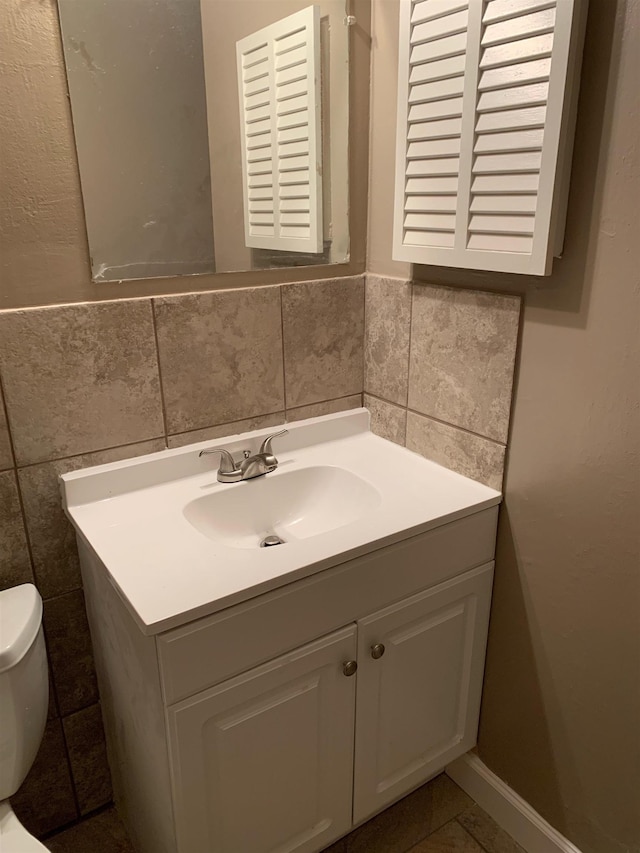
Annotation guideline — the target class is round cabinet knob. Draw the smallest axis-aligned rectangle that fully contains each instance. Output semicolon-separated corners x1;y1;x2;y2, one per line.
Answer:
371;643;386;660
342;660;358;677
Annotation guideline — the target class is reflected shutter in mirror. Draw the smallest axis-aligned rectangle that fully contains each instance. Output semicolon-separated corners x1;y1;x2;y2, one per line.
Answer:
237;6;324;254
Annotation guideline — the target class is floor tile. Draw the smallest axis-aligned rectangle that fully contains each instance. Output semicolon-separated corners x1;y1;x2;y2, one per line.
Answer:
38;775;511;853
457;804;525;853
321;839;348;853
46;807;135;853
409;819;485;852
346;774;473;853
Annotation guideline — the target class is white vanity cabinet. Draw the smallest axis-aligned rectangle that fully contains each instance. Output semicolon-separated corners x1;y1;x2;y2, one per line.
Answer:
79;509;497;853
79;504;495;853
65;412;502;853
163;562;493;853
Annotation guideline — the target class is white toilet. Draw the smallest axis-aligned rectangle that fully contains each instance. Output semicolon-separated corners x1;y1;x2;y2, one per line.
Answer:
0;584;51;852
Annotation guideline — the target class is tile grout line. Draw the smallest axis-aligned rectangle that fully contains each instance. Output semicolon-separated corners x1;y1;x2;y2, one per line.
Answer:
453;816;495;853
2;471;36;579
167;410;285;443
0;370;17;471
280;286;290;418
14;435;167;473
44;589;107;818
165;393;364;437
58;712;83;821
11;389;364;473
402;798;486;853
364;391;507;450
404;280;414;447
41;801;115;843
288;393;363;414
150;300;170;445
0;377;69;732
498;296;527;494
362;273;367;399
0;370;48;611
404;404;507;449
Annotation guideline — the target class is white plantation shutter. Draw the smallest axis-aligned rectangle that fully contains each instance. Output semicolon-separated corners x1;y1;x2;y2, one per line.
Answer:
393;0;587;275
237;6;323;254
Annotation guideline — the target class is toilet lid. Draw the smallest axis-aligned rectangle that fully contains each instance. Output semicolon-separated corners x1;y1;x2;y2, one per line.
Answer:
0;585;42;673
0;802;51;852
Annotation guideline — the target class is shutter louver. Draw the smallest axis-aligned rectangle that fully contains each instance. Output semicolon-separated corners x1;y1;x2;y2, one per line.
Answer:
393;0;587;275
403;0;469;250
237;6;323;254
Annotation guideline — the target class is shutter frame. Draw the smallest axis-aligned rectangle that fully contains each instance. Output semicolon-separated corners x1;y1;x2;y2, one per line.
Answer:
393;0;588;275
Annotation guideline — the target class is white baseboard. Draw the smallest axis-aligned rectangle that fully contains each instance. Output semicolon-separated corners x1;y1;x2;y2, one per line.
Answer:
446;753;583;853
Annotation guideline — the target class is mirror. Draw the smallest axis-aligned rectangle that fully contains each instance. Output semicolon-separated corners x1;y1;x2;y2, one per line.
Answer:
57;0;350;282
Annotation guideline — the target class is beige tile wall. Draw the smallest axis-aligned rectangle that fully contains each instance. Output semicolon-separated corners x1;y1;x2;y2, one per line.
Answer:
364;275;521;492
0;275;364;838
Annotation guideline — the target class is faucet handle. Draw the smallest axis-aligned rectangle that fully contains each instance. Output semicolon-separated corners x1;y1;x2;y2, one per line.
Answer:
259;429;288;457
198;447;239;476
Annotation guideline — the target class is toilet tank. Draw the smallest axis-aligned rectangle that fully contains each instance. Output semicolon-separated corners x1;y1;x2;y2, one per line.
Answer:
0;585;48;800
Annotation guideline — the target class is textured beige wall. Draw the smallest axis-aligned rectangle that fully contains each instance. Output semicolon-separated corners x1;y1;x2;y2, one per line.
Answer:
368;2;640;852
0;0;370;309
367;0;409;279
478;3;640;852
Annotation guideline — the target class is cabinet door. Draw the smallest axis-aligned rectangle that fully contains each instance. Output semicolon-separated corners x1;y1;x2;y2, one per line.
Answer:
167;624;356;853
353;563;493;824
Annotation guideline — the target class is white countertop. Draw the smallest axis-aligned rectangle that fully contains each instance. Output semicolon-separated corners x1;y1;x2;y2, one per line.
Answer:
61;410;501;635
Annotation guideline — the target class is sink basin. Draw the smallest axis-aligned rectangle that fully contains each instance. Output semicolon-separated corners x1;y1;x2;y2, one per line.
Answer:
183;465;381;549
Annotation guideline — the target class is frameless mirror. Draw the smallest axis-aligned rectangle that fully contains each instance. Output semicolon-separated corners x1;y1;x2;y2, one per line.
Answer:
57;0;350;282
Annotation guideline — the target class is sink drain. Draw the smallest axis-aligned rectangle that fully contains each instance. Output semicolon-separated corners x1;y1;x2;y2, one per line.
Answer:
260;535;285;548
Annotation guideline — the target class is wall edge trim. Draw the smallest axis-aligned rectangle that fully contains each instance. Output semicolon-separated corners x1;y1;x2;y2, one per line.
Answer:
446;753;584;853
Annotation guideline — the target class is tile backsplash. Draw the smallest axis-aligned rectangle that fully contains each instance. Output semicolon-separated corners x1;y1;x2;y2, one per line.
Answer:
364;275;521;492
153;287;285;434
281;279;365;408
0;302;164;466
0;271;521;838
0;275;364;838
408;285;519;445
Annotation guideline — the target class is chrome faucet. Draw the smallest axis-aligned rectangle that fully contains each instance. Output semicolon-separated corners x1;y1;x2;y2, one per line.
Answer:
199;429;288;483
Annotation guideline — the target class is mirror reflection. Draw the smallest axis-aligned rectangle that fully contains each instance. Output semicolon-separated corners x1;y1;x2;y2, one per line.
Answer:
57;0;350;282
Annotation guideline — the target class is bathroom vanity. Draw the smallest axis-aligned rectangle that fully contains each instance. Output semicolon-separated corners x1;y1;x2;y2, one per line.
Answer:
61;411;501;853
